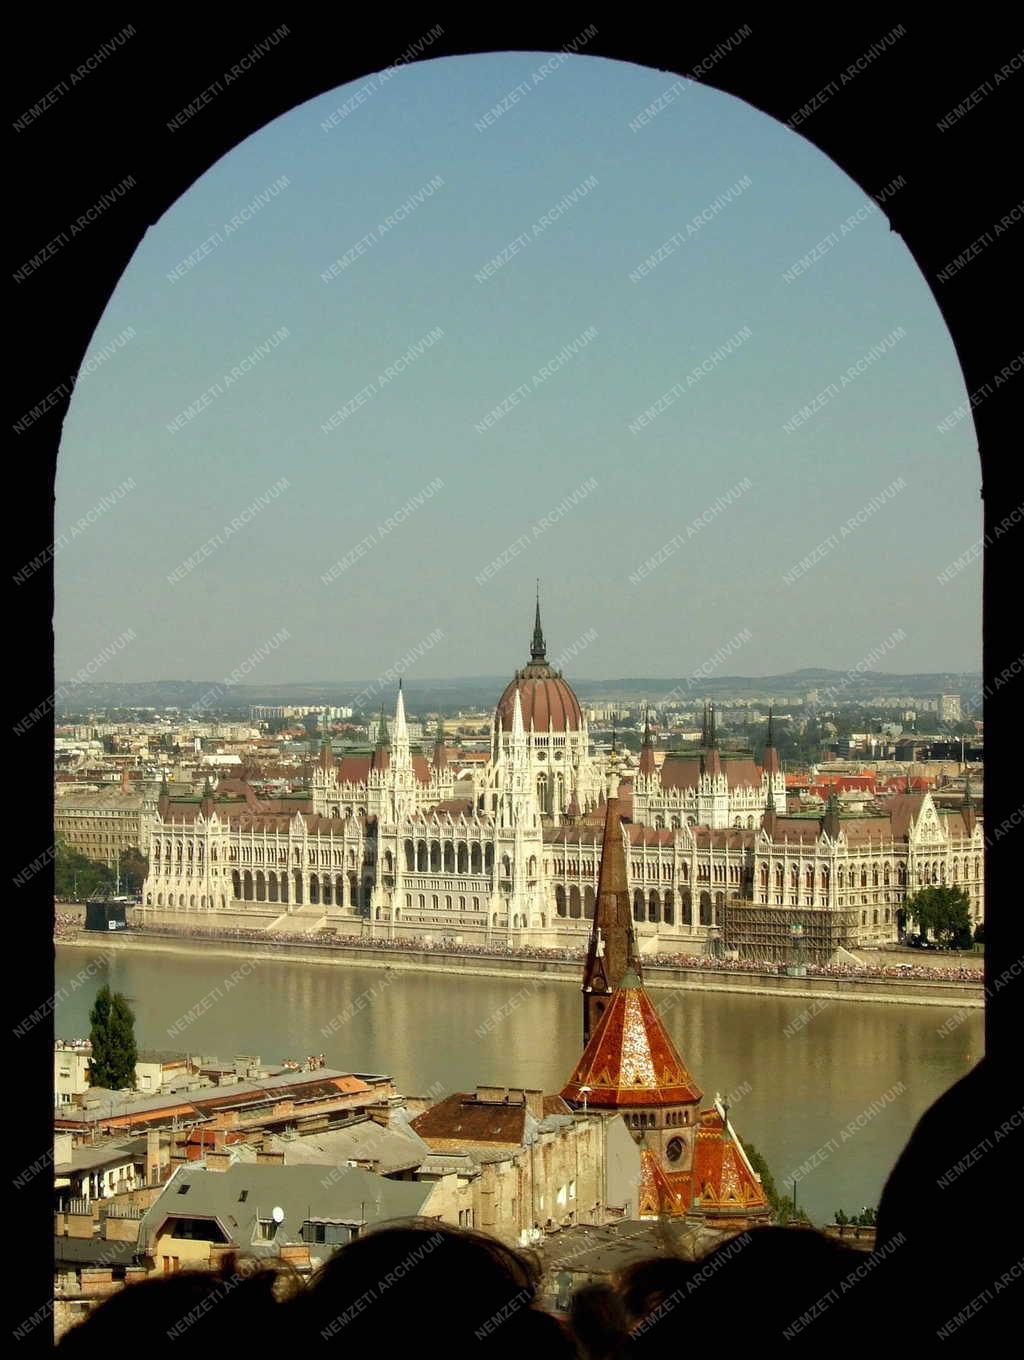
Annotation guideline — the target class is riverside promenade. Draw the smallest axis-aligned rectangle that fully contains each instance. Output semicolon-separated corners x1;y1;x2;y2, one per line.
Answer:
56;922;984;1009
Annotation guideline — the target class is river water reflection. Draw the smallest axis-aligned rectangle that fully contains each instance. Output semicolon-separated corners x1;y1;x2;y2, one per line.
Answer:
55;945;982;1225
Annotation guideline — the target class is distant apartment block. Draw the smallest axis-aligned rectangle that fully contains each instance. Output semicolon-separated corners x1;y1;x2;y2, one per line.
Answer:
938;693;962;722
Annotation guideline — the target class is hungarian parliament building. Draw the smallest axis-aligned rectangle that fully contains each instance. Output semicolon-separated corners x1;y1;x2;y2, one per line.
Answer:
143;604;984;960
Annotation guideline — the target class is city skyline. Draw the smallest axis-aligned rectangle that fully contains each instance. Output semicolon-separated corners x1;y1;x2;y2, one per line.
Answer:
55;52;982;682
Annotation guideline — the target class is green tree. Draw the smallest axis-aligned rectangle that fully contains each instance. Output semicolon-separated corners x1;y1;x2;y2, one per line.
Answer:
740;1140;808;1224
54;840;116;899
905;885;972;948
117;848;148;894
88;984;137;1090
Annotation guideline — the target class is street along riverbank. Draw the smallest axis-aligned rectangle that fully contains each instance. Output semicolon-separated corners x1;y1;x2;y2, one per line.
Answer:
57;928;983;1008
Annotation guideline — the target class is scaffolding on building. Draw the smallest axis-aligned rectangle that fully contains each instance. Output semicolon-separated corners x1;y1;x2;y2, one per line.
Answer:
720;900;861;962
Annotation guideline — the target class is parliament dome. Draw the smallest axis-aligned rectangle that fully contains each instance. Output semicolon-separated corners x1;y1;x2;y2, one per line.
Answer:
495;598;584;734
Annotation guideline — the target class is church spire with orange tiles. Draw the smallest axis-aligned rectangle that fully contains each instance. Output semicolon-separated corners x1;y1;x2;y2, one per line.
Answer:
581;796;643;1045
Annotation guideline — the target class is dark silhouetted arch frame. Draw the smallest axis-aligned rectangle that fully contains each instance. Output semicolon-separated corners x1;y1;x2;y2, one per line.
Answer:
11;15;1020;1315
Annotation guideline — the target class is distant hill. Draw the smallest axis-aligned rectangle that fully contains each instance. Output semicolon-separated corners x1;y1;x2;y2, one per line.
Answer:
54;670;982;715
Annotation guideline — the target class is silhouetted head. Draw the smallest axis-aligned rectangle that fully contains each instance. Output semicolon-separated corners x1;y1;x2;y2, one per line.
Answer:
878;1057;1018;1338
568;1282;631;1360
59;1257;286;1350
617;1255;694;1330
622;1228;873;1348
293;1218;575;1355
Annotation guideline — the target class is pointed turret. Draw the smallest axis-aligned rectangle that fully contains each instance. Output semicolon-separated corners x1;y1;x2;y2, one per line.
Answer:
581;797;642;1045
530;581;547;662
200;777;215;819
762;703;780;776
392;682;411;768
704;702;722;777
511;686;526;742
432;719;448;771
701;701;709;747
823;787;841;839
638;706;657;778
564;964;703;1109
962;771;976;834
763;781;778;838
318;708;334;770
371;703;390;771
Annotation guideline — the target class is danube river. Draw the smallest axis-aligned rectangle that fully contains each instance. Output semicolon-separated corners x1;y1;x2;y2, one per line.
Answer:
55;944;982;1226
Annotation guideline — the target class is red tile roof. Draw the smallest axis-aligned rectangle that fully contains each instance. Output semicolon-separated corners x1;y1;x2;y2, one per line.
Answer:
627;825;677;848
689;1109;769;1214
409;1093;527;1147
561;977;703;1109
659;754;763;790
496;672;583;732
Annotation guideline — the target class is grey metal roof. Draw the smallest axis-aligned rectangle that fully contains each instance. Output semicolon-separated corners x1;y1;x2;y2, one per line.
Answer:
137;1162;433;1260
59;1066;382;1124
55;1135;148;1175
54;1235;140;1268
270;1119;431;1175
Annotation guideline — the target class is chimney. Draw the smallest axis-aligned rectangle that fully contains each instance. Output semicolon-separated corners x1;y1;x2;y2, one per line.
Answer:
205;1150;231;1172
523;1089;545;1121
170;1130;189;1169
279;1244;311;1270
146;1129;161;1185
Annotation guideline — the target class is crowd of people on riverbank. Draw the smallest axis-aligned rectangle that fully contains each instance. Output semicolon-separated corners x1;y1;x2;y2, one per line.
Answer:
53;912;81;939
76;920;981;983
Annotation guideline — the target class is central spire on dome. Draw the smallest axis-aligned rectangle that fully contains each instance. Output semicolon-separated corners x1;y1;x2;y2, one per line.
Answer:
495;589;584;734
531;580;546;662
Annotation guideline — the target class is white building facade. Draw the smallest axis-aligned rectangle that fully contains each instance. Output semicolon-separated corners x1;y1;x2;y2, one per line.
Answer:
143;605;984;955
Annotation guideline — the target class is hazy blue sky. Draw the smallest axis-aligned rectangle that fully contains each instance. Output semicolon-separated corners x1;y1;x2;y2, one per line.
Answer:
55;52;982;685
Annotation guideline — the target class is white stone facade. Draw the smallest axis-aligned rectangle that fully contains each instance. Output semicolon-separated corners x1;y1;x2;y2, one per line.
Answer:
143;645;984;954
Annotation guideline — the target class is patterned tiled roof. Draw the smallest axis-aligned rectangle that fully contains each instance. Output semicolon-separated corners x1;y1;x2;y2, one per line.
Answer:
561;974;703;1108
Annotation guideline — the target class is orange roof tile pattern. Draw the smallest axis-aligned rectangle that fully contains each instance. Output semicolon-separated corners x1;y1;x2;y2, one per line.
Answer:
690;1109;769;1214
496;672;583;732
561;980;703;1108
636;1112;769;1218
